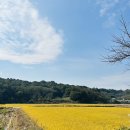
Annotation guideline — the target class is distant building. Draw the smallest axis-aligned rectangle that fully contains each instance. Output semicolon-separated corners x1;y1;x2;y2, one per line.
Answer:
117;98;130;104
111;98;130;104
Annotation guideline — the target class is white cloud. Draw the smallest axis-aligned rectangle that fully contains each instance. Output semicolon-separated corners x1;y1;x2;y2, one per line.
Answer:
103;13;116;28
0;0;63;64
0;72;3;76
87;72;130;90
96;0;120;27
96;0;119;16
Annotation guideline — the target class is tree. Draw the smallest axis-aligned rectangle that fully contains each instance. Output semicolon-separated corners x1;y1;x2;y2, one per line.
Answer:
105;16;130;63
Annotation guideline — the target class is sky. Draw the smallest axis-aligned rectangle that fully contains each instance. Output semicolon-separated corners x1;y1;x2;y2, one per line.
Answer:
0;0;130;90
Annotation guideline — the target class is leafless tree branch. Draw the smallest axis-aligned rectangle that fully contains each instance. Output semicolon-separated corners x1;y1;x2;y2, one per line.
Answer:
105;16;130;64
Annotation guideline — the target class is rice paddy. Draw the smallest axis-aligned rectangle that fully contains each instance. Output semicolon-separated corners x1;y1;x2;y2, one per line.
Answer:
4;104;130;130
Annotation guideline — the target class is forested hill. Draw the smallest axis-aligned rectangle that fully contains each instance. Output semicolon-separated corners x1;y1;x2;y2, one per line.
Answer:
0;77;128;104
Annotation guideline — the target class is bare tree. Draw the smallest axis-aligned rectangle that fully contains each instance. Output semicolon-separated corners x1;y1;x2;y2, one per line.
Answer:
105;17;130;63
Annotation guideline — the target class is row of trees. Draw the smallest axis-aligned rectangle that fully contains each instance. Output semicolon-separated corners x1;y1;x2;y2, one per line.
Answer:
0;77;125;104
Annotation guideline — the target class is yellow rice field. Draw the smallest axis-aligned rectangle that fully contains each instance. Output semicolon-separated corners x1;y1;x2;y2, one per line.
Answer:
4;104;130;130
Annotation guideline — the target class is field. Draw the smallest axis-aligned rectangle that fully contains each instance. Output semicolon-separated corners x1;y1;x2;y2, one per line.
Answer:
4;104;130;130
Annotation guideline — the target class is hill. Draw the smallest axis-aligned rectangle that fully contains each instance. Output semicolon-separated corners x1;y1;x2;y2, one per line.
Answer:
0;77;128;104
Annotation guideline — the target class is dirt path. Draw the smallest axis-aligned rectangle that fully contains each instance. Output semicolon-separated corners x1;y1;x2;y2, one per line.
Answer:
5;115;13;130
0;107;42;130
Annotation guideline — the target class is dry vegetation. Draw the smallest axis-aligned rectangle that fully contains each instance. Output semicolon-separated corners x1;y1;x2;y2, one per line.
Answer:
0;106;42;130
0;107;14;130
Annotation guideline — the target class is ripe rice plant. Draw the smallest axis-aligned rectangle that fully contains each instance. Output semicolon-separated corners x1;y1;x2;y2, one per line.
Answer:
13;104;130;130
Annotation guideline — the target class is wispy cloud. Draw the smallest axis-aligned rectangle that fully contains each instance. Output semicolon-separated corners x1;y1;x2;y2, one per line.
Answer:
0;72;3;76
96;0;119;16
87;72;130;90
103;13;116;28
96;0;120;28
0;0;63;64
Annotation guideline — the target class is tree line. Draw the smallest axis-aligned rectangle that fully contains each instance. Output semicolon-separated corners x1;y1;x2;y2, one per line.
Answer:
0;77;127;104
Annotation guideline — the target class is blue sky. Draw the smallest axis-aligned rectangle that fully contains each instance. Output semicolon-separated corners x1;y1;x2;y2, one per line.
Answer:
0;0;130;89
